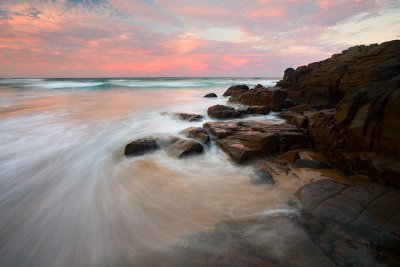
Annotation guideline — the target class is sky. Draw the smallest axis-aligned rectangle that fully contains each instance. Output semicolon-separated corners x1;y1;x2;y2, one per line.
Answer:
0;0;399;78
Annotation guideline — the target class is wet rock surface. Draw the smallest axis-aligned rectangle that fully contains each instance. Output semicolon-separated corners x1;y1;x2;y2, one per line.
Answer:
222;84;249;97
229;86;287;111
207;104;241;119
203;121;306;163
124;137;159;156
203;92;218;97
294;179;400;266
173;112;204;122
180;127;210;144
164;139;204;158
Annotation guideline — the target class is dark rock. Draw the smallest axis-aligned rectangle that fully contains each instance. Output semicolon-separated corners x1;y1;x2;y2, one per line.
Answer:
383;161;400;188
203;121;306;163
180;127;210;144
288;104;311;113
204;93;217;98
246;106;270;115
207;104;240;119
293;158;332;169
273;150;299;165
173;113;204;122
124;137;159;156
294;179;400;265
282;98;296;109
229;87;288;111
164;139;203;158
279;111;307;128
250;167;274;185
223;84;249;97
380;90;400;158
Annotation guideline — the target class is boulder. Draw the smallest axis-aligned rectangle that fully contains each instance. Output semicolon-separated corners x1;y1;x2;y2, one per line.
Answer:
124;137;159;156
222;84;249;97
203;121;306;163
229;87;288;111
164;139;203;158
173;113;204;122
207;104;240;119
180;127;210;144
250;166;274;185
204;93;217;98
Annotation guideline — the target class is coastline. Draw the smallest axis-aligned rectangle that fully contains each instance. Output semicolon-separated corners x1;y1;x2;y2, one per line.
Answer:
121;39;400;266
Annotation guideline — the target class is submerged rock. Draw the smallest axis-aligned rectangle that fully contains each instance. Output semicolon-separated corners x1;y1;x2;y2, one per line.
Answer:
203;93;217;98
180;127;210;144
164;139;203;158
207;104;240;119
173;113;204;122
124;138;159;156
250;166;274;185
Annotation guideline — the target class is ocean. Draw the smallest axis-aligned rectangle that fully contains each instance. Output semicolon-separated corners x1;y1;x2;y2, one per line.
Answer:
0;77;310;266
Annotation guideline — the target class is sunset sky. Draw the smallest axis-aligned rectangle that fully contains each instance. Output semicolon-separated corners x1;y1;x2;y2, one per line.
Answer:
0;0;399;77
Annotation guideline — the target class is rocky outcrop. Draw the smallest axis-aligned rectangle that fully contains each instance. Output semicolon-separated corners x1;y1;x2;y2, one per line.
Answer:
203;121;306;163
207;104;240;119
222;84;249;97
293;179;400;266
203;92;217;98
277;40;400;108
229;86;287;111
277;40;400;187
173;113;204;122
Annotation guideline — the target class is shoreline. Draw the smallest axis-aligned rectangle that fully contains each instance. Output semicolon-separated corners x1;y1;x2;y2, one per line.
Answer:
121;39;400;266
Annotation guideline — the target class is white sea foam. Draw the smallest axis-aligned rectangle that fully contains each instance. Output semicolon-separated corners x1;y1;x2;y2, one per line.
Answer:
0;79;302;267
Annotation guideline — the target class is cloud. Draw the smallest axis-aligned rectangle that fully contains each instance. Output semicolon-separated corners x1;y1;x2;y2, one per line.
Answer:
0;0;399;77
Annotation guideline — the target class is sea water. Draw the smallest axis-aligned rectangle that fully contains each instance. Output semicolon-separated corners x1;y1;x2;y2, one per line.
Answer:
0;77;313;266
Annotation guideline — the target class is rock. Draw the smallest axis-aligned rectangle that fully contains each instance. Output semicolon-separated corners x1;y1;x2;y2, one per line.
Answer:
246;106;270;115
229;87;288;111
297;150;329;163
164;139;203;158
250;167;274;185
273;150;299;165
293;158;332;169
282;98;296;109
203;121;306;163
124;137;159;156
242;216;335;267
180;127;210;144
383;161;400;188
222;84;249;97
203;93;217;98
294;179;400;265
207;104;240;119
279;111;307;128
380;90;400;158
173;113;204;122
288;104;311;113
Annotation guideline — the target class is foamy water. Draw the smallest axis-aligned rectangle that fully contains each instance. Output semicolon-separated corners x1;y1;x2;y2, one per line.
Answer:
0;78;324;267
